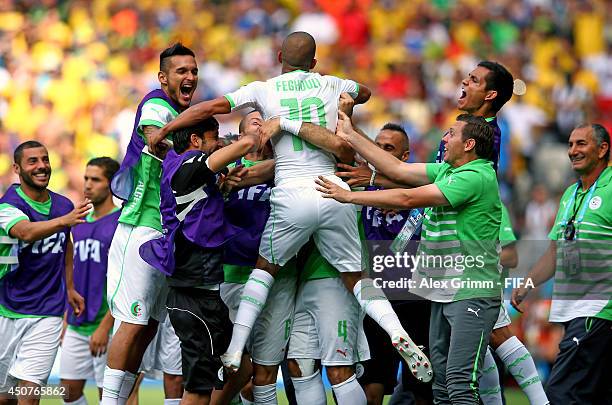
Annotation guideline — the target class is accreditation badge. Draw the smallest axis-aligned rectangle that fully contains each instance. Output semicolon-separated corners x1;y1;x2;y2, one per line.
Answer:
562;240;581;277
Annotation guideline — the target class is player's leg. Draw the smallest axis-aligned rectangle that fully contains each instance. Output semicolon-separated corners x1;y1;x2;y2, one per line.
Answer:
305;277;368;405
545;317;611;404
224;186;314;371
167;287;230;405
489;305;548;405
479;347;502;405
103;224;167;405
60;328;97;403
314;186;431;383
357;314;400;405
158;316;183;404
443;298;498;405
1;317;63;405
218;282;255;405
249;274;299;404
287;281;326;405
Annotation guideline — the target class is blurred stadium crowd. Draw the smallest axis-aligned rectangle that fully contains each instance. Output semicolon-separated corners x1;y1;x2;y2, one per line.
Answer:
0;0;610;384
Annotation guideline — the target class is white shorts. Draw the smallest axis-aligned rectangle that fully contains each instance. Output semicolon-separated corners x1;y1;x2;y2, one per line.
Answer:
493;301;511;330
0;316;62;390
140;315;182;379
220;275;298;366
259;176;362;273
288;277;370;366
59;328;109;387
107;223;167;324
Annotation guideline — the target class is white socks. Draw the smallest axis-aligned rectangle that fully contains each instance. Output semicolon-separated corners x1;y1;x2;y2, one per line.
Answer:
226;269;274;355
64;395;88;405
291;370;326;405
331;374;366;405
253;383;277;405
163;399;181;405
353;279;404;337
117;371;137;405
101;367;125;405
496;336;549;405
480;347;503;405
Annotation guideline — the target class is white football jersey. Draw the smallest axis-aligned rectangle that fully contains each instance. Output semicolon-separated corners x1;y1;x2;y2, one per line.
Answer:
224;70;359;184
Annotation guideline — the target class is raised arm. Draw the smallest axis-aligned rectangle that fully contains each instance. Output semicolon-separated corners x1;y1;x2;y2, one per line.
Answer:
149;97;232;155
354;83;371;105
206;133;261;173
336;112;430;186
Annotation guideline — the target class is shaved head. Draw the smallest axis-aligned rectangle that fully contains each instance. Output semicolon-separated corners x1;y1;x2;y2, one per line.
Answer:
281;32;316;70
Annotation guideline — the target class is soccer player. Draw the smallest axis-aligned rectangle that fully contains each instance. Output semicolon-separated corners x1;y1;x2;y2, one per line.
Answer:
479;204;549;405
343;61;514;189
512;124;611;404
0;141;91;404
103;43;198;405
139;117;265;405
60;157;121;404
150;32;430;382
351;124;433;405
318;112;503;404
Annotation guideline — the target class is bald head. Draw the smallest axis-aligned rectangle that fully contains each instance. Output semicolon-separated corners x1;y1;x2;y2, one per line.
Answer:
280;32;316;70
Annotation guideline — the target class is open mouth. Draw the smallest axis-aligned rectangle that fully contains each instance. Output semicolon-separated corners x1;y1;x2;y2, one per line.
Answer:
180;83;193;98
458;88;467;100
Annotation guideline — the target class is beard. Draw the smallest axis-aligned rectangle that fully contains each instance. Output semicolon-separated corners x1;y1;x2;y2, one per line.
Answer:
20;168;51;191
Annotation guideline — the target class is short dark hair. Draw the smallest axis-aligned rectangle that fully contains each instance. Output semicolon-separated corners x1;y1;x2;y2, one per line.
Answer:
457;114;495;159
576;123;610;162
381;123;410;151
173;117;220;154
14;140;45;164
87;157;120;181
160;43;195;72
239;109;263;133
477;61;514;113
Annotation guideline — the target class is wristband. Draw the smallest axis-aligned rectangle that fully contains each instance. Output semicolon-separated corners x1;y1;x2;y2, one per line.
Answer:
280;117;303;136
369;168;377;186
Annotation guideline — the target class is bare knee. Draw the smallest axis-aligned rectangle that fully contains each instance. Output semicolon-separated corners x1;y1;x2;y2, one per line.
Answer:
287;359;302;378
326;365;354;386
253;364;279;386
163;373;184;399
61;379;86;402
489;326;513;349
255;256;281;277
341;272;362;292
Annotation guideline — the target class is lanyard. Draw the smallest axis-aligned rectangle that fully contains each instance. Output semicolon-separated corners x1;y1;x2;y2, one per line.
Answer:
560;177;600;233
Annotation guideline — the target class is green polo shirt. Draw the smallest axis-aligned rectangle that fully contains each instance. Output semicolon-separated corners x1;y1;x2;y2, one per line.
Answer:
412;159;502;302
547;166;612;322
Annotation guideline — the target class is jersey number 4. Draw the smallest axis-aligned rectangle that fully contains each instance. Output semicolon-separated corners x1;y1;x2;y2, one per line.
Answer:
280;97;326;152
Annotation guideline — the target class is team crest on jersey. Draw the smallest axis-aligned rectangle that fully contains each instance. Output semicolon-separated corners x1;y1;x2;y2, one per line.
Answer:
130;301;143;317
589;196;602;210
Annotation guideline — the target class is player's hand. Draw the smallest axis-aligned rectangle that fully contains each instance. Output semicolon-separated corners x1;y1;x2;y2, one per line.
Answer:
511;286;530;313
221;166;248;194
258;117;281;146
335;161;371;187
336;111;356;142
147;127;170;158
89;326;110;357
315;175;352;203
67;288;85;317
338;92;355;117
60;200;92;228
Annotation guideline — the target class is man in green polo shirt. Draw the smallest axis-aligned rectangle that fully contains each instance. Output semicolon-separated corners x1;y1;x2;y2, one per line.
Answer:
512;123;611;403
317;111;502;405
